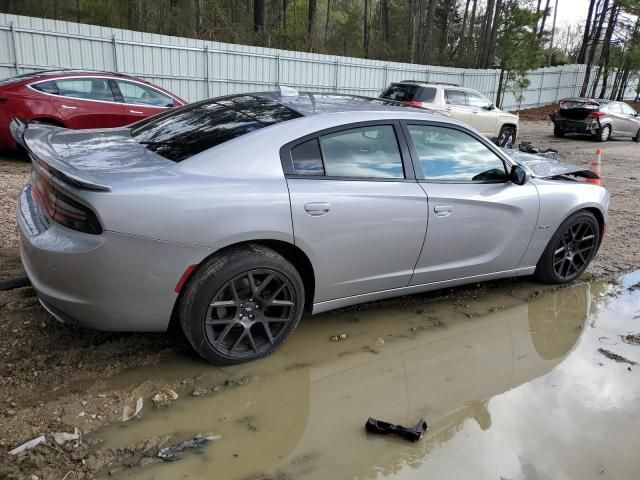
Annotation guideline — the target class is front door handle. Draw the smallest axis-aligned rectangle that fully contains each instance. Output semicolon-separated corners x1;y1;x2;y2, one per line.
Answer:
434;205;452;217
61;105;77;110
129;110;144;114
304;202;331;216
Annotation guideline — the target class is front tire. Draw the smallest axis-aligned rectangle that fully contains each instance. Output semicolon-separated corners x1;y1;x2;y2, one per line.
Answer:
633;128;640;143
497;126;516;148
535;211;600;284
553;126;565;138
179;244;305;365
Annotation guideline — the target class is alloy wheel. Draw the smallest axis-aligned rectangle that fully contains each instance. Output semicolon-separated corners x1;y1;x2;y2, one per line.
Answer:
600;125;610;141
204;269;296;358
552;221;597;280
498;130;515;148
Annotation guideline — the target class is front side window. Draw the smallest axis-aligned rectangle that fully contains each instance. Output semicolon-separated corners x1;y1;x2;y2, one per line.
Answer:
620;103;637;116
444;89;467;106
115;80;174;107
407;124;507;182
35;78;115;102
466;91;492;109
318;125;404;179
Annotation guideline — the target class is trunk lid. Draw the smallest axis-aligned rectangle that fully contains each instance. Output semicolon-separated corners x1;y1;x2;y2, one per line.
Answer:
11;119;175;191
557;98;601;120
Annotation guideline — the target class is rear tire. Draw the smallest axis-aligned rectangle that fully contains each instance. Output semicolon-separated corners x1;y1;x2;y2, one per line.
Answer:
596;124;610;142
535;211;600;284
553;126;565;138
178;244;305;365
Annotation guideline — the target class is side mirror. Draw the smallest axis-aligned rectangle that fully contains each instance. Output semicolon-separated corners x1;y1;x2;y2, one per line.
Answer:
486;103;496;111
510;165;530;185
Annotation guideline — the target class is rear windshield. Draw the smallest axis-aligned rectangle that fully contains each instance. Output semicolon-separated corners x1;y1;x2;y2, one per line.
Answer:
130;95;301;162
381;84;436;103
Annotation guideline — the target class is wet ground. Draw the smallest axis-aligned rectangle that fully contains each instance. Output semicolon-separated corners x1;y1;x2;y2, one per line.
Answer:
1;121;640;479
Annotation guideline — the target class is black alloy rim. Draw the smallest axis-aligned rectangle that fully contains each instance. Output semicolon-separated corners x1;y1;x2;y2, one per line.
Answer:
552;221;597;280
204;269;296;357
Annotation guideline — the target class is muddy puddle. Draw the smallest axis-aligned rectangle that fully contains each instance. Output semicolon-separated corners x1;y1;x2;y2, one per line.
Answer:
93;273;640;480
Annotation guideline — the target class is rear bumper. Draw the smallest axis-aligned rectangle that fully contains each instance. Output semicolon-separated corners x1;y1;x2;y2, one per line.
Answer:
554;118;600;134
18;184;210;332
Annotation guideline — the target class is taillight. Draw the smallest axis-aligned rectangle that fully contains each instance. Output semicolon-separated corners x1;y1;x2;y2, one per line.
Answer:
402;100;423;108
548;112;555;121
32;171;102;234
589;111;604;118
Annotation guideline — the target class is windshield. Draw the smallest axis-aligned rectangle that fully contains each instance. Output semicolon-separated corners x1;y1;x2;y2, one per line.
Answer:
130;95;301;162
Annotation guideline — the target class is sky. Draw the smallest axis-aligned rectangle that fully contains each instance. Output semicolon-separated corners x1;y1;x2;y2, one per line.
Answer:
553;0;591;28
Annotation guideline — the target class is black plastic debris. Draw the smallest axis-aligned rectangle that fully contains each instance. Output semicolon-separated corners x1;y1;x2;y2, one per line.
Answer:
157;434;220;462
365;417;427;442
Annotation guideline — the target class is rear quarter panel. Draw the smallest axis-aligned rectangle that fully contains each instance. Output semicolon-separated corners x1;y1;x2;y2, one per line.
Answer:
519;178;609;268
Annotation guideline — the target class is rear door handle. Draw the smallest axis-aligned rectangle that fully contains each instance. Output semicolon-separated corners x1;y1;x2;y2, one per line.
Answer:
304;202;331;216
61;105;77;110
129;110;144;114
434;205;452;217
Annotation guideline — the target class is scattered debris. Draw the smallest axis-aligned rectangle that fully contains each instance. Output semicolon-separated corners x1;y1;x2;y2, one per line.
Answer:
598;348;637;366
373;337;385;346
621;334;640;346
157;434;221;462
52;428;80;445
122;397;144;422
8;435;46;455
152;389;179;408
628;282;640;292
365;417;427;442
330;333;348;341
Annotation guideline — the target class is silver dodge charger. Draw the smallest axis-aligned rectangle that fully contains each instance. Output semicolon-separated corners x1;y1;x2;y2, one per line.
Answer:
14;91;609;364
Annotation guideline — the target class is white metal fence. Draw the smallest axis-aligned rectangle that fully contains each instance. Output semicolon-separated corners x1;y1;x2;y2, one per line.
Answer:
0;13;637;111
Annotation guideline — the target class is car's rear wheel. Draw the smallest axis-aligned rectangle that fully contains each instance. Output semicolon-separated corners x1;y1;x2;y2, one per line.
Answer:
179;244;305;365
553;126;565;138
596;124;610;142
535;211;600;284
497;126;516;148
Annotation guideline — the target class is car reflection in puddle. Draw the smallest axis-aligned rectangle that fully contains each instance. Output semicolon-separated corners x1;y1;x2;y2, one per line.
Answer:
97;272;640;480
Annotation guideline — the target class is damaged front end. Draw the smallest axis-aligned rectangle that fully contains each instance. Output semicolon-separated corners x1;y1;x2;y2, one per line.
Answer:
502;148;600;181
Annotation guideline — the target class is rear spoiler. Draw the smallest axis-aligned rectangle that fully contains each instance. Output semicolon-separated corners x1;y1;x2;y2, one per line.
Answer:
10;118;111;192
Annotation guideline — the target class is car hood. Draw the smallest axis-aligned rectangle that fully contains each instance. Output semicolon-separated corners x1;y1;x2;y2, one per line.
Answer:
501;149;599;179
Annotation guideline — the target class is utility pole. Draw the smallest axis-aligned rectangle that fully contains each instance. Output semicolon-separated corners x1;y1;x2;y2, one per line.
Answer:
547;0;559;66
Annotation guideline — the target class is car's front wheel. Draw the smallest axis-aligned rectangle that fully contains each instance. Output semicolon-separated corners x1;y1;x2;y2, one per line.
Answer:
553;126;565;138
497;126;516;148
179;244;305;365
633;128;640;143
535;211;600;284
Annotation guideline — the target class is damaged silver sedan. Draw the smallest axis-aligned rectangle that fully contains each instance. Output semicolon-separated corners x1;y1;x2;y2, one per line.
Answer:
14;91;609;364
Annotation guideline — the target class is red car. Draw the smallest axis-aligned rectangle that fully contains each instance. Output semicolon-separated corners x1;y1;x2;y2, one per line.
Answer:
0;69;185;152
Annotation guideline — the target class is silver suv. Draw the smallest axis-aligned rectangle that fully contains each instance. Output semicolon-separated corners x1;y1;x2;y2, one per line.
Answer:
381;81;519;147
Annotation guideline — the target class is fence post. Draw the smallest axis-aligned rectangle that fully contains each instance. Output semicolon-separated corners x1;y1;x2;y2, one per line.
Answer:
538;69;545;107
203;45;210;98
334;59;340;92
555;68;563;102
383;64;388;89
10;21;20;74
276;54;280;87
112;35;118;72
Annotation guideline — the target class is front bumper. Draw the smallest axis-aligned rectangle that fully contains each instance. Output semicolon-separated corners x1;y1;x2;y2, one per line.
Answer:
18;184;210;332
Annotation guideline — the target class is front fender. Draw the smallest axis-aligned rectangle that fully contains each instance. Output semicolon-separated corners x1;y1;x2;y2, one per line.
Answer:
518;179;609;268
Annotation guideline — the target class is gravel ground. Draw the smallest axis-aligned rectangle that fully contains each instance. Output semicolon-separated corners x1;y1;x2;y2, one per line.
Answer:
0;120;639;478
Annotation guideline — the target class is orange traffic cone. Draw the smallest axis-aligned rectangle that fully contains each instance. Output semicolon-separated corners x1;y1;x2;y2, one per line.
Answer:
586;149;602;186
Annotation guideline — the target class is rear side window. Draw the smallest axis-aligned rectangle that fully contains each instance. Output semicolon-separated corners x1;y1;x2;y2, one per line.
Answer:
444;89;467;106
416;87;436;102
319;125;404;179
621;103;637;116
53;78;115;102
291;139;324;175
31;81;59;95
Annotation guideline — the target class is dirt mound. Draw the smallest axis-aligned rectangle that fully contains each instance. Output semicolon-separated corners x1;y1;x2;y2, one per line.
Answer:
516;103;558;122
